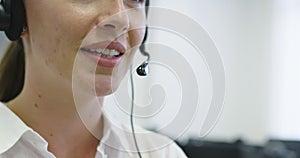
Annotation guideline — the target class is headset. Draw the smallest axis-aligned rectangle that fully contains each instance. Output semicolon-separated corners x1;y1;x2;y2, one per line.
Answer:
0;0;26;41
0;0;149;157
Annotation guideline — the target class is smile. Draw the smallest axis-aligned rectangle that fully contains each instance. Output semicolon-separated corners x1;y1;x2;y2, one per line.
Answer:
79;41;126;67
80;48;123;58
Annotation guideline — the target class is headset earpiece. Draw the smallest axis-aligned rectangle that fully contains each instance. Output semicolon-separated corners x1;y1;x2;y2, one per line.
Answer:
0;0;11;30
0;0;26;41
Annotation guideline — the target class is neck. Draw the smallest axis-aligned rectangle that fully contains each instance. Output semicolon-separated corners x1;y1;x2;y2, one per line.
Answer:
8;75;104;157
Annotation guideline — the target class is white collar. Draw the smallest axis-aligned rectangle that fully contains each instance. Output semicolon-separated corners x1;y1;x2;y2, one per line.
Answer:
0;102;33;153
0;102;130;156
99;109;134;156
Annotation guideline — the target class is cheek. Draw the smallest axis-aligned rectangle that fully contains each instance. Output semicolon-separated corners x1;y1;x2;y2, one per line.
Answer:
129;29;146;47
25;1;98;74
128;9;146;47
127;28;145;64
26;1;96;51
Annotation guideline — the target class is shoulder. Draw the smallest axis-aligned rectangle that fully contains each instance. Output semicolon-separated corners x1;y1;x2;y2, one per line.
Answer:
111;123;187;157
100;111;188;157
0;102;32;154
136;128;187;157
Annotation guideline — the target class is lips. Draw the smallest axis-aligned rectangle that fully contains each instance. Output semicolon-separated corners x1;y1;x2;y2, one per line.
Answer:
82;41;126;54
80;41;126;68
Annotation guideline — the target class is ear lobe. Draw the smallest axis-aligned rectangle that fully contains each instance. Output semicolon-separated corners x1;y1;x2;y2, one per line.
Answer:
20;26;28;37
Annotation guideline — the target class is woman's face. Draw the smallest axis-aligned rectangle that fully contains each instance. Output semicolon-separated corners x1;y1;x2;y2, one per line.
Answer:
24;0;146;96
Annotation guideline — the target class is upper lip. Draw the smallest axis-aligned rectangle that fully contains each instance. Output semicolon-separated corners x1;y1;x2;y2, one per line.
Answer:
81;41;126;54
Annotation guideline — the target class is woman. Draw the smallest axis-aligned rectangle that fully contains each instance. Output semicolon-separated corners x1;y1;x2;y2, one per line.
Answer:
0;0;187;157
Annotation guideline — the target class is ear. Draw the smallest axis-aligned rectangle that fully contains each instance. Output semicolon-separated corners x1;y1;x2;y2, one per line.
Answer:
20;26;29;37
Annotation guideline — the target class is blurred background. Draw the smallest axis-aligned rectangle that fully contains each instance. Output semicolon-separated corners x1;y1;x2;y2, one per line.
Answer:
1;0;299;157
142;0;300;157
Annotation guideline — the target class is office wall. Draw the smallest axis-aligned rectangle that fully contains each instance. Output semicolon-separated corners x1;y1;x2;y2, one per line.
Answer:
268;0;300;140
145;0;300;145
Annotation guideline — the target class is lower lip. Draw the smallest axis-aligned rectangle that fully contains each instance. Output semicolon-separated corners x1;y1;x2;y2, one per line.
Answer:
80;49;123;68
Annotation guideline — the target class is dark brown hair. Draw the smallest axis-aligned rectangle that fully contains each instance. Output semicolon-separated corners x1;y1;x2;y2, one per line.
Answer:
0;39;25;102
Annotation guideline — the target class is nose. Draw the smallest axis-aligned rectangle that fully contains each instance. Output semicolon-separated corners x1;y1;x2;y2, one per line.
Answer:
96;1;129;34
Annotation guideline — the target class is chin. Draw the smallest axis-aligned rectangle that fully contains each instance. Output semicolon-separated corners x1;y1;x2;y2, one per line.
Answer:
94;81;120;97
93;70;125;96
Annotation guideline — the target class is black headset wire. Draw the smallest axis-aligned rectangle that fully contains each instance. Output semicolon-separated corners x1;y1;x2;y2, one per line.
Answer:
129;1;150;158
130;65;143;158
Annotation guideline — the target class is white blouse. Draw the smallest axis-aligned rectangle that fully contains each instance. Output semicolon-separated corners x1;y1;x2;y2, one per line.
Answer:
0;102;187;158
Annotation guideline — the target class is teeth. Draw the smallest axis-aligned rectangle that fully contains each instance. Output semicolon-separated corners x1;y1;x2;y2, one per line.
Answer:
83;48;121;57
102;49;110;55
95;48;104;54
111;50;120;56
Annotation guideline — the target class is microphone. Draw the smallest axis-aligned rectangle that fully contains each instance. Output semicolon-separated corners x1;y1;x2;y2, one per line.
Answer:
136;44;150;76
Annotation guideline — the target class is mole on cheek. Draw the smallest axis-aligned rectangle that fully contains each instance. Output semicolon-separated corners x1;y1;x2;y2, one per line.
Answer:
34;103;38;108
45;57;55;65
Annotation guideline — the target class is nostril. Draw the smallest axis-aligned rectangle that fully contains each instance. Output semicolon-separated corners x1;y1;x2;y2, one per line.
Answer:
103;24;116;30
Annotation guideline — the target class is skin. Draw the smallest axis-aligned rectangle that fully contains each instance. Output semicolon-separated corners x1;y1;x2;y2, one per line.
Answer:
7;0;146;157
